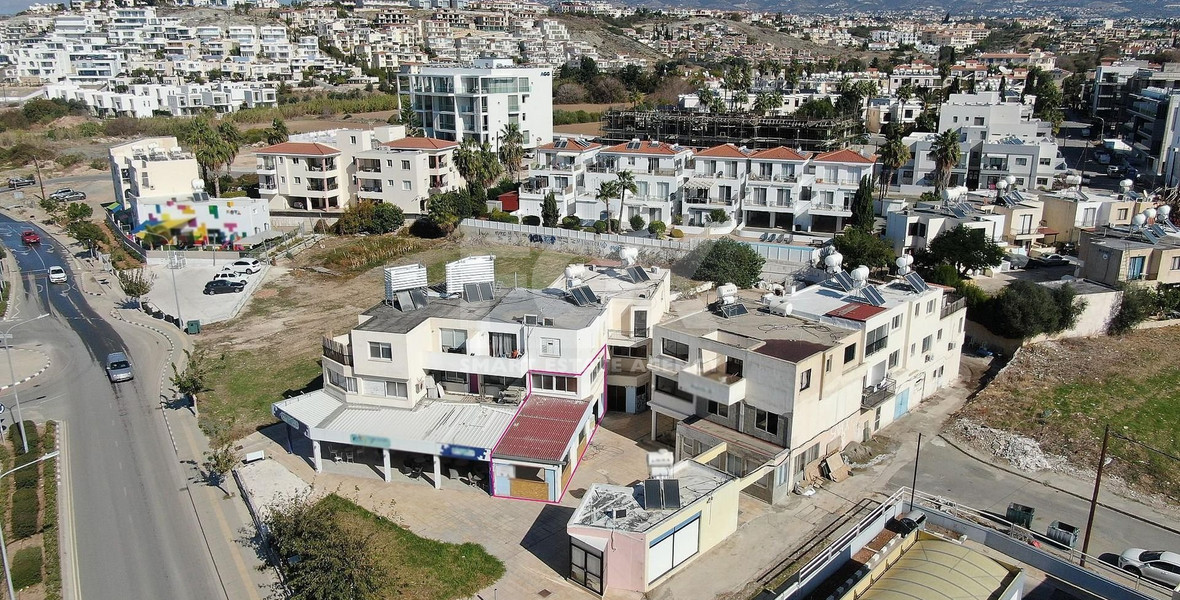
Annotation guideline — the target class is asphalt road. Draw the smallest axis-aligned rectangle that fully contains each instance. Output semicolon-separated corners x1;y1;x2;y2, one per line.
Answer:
0;215;223;600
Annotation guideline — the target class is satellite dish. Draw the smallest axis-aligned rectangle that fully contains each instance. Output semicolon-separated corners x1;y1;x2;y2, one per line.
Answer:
191;178;205;191
895;256;909;268
1132;213;1147;227
1004;174;1017;186
996;180;1009;191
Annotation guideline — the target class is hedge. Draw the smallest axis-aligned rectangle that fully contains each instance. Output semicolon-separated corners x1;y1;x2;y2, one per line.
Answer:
11;487;40;539
43;422;61;600
10;547;42;590
8;420;40;456
13;463;37;489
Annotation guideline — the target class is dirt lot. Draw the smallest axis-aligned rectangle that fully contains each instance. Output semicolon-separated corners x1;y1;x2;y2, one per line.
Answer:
956;326;1180;501
553;121;604;137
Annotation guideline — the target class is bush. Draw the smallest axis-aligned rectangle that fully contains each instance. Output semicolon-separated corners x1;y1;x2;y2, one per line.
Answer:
669;228;685;238
648;220;667;236
629;214;645;231
14;463;38;489
693;238;765;288
11;547;42;590
11;487;40;539
89;158;109;171
521;215;541;226
9;420;40;455
489;210;518;224
54;153;84;168
1109;284;1155;335
672;215;684;226
708;208;729;223
593;220;607;234
561;215;581;229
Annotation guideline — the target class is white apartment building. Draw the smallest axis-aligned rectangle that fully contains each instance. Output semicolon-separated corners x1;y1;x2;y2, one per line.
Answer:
686;144;750;227
884;199;1007;255
352;136;463;215
650;272;965;505
46;81;278;118
888;62;941;92
586;139;694;227
407;57;553;150
517;137;601;222
274;258;609;503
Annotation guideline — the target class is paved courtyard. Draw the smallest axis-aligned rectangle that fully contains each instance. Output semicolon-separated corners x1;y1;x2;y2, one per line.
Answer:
139;262;270;325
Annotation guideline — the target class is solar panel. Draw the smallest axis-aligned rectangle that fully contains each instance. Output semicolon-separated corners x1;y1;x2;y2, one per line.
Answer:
463;282;482;301
662;479;681;509
1151;224;1167;237
904;272;930;293
1142;229;1161;244
627;140;641;150
861;286;886;307
626;266;651;282
643;479;664;510
949;207;967;219
553;138;567;148
569;285;597;306
408;288;429;309
478;281;494;300
579;285;599;304
395;290;415;311
833;271;854;291
718;303;749;318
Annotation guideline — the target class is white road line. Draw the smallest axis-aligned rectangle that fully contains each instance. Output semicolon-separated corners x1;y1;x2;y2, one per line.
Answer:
59;421;83;600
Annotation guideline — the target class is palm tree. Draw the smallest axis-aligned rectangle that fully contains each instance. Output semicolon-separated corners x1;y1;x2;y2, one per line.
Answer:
455;138;501;187
929;129;962;194
615;170;638;230
498;123;524;181
185;117;228;195
596;180;619;233
877;138;911;200
265;117;289;145
216;121;242;186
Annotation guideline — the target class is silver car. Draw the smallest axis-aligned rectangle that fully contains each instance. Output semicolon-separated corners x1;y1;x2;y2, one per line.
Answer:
105;352;134;383
1118;548;1180;588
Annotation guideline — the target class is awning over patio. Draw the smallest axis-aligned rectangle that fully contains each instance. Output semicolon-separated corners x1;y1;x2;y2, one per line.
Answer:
684;178;715;190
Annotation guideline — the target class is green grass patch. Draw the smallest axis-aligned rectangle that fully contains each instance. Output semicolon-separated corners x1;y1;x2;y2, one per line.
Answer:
414;245;591;290
311;234;434;274
10;547;42;590
321;494;503;600
43;422;61;600
199;349;323;443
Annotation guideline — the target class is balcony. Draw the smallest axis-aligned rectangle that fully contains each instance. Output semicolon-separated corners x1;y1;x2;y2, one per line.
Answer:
861;376;896;410
608;327;649;340
811;202;851;214
356;163;382;173
358;185;384;194
677;366;746;406
748;173;798;183
421;351;528;378
322;336;352;366
940;296;967;320
257;160;276;172
981;163;1009;171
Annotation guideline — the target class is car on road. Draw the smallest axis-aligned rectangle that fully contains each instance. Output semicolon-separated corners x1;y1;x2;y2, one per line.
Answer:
227;258;262;275
1118;549;1180;588
49;188;86;201
105;352;134;383
21;230;40;245
48;266;67;283
203;279;246;294
7;176;35;189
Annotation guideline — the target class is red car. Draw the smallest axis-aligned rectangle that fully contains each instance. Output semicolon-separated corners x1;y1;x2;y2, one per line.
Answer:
20;230;40;245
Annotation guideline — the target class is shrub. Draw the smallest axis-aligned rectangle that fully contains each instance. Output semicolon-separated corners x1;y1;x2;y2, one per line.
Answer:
221;190;247;198
522;215;541;226
561;215;581;229
55;153;84;168
14;463;38;489
672;215;684;226
1109;284;1155;335
669;228;685;238
593;220;607;234
629;214;646;231
708;208;730;223
11;547;42;590
647;220;667;236
89;158;109;171
9;420;40;455
11;487;40;539
489;210;518;224
693;238;765;288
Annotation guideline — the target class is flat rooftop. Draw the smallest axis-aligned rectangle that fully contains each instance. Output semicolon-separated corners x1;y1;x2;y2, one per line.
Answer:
550;265;668;302
569;460;732;533
790;276;938;324
357;286;606;335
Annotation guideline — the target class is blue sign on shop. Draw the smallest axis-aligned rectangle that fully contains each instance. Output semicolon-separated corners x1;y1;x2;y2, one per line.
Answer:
440;444;487;460
277;410;306;435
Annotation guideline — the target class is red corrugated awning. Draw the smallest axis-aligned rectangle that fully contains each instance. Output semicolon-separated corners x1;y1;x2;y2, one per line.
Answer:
493;395;589;464
825;302;887;322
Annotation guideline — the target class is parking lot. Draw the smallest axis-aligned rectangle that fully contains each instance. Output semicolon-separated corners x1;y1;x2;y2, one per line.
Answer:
139;261;269;326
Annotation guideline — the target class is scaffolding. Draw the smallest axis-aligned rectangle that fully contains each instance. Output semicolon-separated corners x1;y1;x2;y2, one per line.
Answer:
600;109;862;152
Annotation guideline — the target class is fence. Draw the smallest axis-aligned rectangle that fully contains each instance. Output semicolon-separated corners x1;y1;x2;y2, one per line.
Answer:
461;219;701;251
105;212;147;262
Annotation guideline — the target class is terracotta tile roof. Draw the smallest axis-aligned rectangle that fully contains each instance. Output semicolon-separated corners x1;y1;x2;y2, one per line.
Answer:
538;138;600;152
825;302;887;321
751;146;810;161
602;140;684;156
695;143;751;158
493;394;589;464
382;137;459;150
813;148;877;164
255;141;340;156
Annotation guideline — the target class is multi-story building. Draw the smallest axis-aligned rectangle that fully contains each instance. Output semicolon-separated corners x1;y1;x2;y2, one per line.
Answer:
1078;223;1180;287
256;141;347;211
806;148;875;232
648;272;965;505
888;62;941;92
586;139;694;227
516;137;601;222
1040;188;1139;245
884;199;1006;255
351;136;463;215
407;57;553;150
685;143;750;226
742;146;811;232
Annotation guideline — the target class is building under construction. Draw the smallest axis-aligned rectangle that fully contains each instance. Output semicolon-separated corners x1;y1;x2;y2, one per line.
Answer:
600;109;862;151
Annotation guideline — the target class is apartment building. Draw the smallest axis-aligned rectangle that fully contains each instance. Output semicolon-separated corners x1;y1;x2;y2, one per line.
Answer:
885;199;1006;255
990;190;1048;249
407;57;553;150
1040;188;1138;244
274;257;608;503
351;136;463;215
516;137;602;221
46;81;278;118
649;273;965;505
742;146;811;231
888;62;941;92
685;144;750;227
807;149;874;232
1078;209;1180;287
586;139;694;227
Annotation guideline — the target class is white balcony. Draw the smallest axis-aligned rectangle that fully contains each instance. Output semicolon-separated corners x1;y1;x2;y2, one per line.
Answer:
675;368;746;406
421;351;528;379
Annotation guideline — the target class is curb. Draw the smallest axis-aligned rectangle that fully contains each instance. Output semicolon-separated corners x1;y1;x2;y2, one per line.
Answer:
109;308;182;454
0;350;51;392
937;433;1180;538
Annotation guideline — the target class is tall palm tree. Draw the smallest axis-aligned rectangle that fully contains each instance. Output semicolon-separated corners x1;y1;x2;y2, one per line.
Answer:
615;170;638;230
877;138;911;200
596;180;619;233
185;117;228;196
216;121;242;188
929;129;962;194
498;123;524;181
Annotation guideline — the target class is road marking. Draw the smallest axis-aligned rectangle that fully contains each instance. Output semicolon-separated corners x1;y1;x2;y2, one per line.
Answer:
59;421;83;600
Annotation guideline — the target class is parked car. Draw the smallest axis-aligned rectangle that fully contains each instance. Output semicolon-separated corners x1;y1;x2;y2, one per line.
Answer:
1096;153;1111;165
210;271;247;286
1026;254;1072;269
20;230;40;245
7;176;34;189
1118;549;1180;588
105;352;134;383
227;258;262;275
204;279;246;294
48;266;67;283
50;188;86;201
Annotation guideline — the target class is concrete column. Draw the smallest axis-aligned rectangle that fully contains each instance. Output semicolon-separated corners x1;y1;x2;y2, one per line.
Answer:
432;455;442;490
383;448;392;483
312;440;322;473
650;411;658;442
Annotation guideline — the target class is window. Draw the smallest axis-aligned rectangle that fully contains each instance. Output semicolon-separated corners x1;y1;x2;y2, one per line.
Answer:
443;371;466;383
921;335;932;353
914;304;920;316
570;540;603;594
724;453;743;476
974;117;984;126
1172;256;1180;271
937;328;943;341
292;157;300;164
327;369;357;392
489;332;518;357
294;176;301;184
662;338;689;361
1118;208;1129;220
892;315;902;329
1039;157;1051;166
754;408;779;435
440;328;467;353
926;299;935;314
865;324;889;356
401;160;410;170
843;344;856;364
532;373;577;392
775;462;790;486
707;400;729;418
825;356;832;372
349;135;357;144
1015;157;1028;166
655;375;692;402
610;344;647;358
402;180;412;190
368;341;392;360
907;222;927;237
1037;177;1048;186
540;337;560;356
386;159;393;167
888;350;900;369
799;369;811;391
363;378;407;397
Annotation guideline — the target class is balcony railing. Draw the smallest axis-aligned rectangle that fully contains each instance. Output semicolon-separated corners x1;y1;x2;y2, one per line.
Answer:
359;186;383;193
812;202;850;212
322;337;352;366
862;376;896;410
609;328;649;339
748;173;798;182
940;296;967;320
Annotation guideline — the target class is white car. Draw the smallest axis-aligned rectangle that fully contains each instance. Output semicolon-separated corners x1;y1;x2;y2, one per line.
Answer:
211;271;247;286
1118;549;1180;588
227;258;262;275
48;266;67;284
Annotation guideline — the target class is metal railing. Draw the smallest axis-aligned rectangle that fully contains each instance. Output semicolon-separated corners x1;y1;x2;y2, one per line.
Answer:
940;297;967;319
608;328;649;339
322;337;352;366
861;376;896;410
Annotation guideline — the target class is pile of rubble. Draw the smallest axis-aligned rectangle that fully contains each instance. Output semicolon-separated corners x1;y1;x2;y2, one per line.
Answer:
948;419;1068;473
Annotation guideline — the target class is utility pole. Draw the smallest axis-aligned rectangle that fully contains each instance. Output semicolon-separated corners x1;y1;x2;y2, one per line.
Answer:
910;432;921;510
1080;423;1110;567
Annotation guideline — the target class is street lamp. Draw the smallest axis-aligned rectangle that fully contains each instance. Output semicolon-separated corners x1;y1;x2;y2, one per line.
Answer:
3;314;49;454
0;450;58;600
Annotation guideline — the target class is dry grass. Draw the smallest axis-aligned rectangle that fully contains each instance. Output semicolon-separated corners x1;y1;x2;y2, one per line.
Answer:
958;326;1180;500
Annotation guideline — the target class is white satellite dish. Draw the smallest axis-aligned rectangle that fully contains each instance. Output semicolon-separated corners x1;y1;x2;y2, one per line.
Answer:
824;251;843;272
851;265;870;285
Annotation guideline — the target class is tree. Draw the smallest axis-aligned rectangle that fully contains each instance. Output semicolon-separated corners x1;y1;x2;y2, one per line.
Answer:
850;175;876;231
615;171;638;229
1061;73;1086;111
116;268;155;305
455;138;501;187
833;228;895;271
217;122;243;183
170;348;211;414
922;225;1005;277
369;203;404;233
929;128;962;194
266;117;289;145
595;181;619;233
204;443;237;495
693;238;765;288
794;98;836;119
184;118;232;196
498;123;525;180
541;192;559;228
399;101;422;137
877;137;911;200
896;84;915;103
68;221;104;255
982;281;1085;339
64;201;92;224
1108;283;1155;335
629;213;645;231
